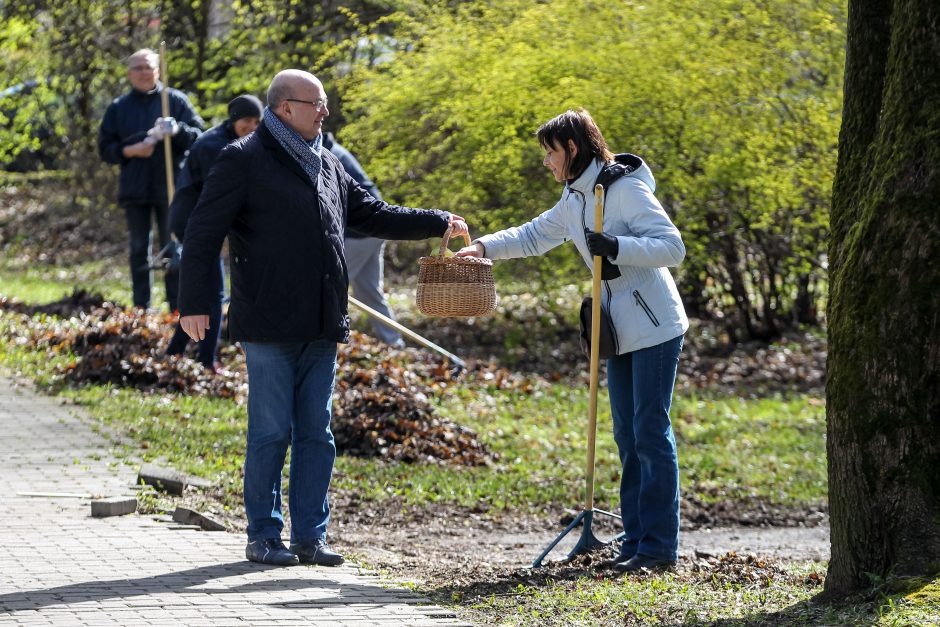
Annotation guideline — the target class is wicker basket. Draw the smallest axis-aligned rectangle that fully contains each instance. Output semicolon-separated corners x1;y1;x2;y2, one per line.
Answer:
417;226;497;317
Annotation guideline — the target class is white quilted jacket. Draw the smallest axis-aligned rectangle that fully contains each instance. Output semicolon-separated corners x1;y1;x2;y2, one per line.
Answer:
476;156;688;354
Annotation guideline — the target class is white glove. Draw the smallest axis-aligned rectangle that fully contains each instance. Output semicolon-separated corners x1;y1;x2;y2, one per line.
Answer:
148;117;179;141
158;116;180;137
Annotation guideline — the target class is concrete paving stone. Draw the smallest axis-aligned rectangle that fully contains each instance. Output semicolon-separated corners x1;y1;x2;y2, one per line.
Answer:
0;376;468;626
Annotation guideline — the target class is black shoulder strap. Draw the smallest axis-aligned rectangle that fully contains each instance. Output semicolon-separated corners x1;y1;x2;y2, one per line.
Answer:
592;153;643;192
591;154;643;282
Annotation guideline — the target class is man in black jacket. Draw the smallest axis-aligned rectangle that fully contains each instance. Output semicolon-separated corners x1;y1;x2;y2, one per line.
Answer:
178;69;467;567
98;48;204;311
165;94;263;370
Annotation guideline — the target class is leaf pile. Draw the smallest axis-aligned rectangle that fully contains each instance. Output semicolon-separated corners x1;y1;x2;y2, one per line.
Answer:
0;288;106;317
1;187;827;396
335;347;494;466
0;291;494;465
679;332;827;396
0;185;126;265
687;550;819;588
396;290;827;395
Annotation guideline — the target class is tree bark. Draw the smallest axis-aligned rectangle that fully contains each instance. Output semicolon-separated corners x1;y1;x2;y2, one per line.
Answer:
826;0;940;595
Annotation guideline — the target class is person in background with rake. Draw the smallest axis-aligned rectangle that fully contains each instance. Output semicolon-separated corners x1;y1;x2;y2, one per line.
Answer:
177;69;467;567
165;94;264;372
98;48;204;312
457;108;688;574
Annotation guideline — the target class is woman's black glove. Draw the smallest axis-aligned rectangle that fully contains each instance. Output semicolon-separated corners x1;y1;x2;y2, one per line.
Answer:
584;228;619;258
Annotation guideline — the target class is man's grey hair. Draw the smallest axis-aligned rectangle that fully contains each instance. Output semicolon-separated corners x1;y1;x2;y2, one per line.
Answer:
126;48;159;68
266;80;291;109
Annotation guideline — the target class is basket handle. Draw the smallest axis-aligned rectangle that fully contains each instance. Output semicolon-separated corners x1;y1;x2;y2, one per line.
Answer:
438;224;472;258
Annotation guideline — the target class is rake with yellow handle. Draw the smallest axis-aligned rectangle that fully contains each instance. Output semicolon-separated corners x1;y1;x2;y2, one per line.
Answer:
532;183;623;568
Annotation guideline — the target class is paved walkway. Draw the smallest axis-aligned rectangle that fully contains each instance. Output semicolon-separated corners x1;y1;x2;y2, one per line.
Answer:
0;377;471;626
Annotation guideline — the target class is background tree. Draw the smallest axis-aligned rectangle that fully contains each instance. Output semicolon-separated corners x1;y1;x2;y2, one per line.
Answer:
2;0;848;342
0;1;404;191
340;0;845;340
826;0;940;595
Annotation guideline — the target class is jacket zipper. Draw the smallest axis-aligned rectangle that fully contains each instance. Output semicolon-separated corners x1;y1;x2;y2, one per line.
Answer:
633;290;660;327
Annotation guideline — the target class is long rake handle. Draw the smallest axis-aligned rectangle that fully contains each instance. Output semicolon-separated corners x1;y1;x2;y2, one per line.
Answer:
348;295;465;370
159;41;175;206
585;184;605;511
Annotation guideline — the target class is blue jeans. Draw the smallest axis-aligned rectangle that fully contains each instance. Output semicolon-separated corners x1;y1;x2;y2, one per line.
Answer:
241;340;338;544
608;334;684;562
166;257;224;366
124;202;178;310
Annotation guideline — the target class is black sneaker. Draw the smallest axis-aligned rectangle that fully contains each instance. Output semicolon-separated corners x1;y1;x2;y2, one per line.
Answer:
246;538;299;566
612;553;676;575
290;538;345;566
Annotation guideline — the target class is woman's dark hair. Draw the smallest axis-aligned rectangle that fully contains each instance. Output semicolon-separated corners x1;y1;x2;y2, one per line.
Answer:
536;108;613;181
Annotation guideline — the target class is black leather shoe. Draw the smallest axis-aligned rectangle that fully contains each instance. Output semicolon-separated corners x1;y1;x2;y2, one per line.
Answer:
246;538;299;566
290;539;345;566
612;554;677;574
601;552;633;569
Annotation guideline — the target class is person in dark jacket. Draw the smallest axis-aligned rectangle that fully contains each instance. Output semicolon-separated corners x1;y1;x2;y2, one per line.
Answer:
178;69;468;567
98;48;204;311
165;94;263;370
322;132;404;347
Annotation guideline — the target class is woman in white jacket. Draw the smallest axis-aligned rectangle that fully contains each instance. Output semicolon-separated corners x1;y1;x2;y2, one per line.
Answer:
457;109;688;573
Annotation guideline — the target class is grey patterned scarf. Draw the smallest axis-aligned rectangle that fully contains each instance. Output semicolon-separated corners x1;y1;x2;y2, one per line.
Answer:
263;106;322;186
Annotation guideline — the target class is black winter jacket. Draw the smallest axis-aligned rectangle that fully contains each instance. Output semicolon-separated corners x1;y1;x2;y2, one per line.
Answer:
179;123;450;343
169;121;238;239
322;132;381;239
98;82;204;206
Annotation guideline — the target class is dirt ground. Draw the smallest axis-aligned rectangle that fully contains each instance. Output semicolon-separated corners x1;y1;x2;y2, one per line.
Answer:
325;496;829;592
171;486;828;595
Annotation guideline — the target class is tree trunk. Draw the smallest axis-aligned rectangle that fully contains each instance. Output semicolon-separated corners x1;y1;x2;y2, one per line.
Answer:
826;0;940;596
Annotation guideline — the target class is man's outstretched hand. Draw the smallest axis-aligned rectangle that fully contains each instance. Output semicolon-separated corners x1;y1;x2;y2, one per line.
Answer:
448;215;469;240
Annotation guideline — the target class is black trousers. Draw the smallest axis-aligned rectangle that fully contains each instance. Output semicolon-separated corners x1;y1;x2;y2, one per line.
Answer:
123;202;178;310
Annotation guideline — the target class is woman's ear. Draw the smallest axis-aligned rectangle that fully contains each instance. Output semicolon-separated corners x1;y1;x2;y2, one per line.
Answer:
567;139;578;158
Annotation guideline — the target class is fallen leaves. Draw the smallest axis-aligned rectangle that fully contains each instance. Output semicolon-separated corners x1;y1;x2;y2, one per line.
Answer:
0;290;495;466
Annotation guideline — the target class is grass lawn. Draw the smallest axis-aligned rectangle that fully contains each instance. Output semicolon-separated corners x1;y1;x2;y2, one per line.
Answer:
0;331;828;517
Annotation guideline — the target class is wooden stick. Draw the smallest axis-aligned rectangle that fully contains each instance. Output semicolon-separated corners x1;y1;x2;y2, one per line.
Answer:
159;41;175;205
348;295;465;369
585;183;605;511
17;491;92;499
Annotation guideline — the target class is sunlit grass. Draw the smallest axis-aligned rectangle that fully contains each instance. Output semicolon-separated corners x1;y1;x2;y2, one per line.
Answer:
0;325;827;516
0;261;828;514
462;565;823;626
0;256;133;305
456;567;940;626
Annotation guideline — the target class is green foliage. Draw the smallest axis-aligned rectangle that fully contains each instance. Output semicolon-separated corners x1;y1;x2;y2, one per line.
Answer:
0;16;55;170
340;0;846;337
0;0;845;339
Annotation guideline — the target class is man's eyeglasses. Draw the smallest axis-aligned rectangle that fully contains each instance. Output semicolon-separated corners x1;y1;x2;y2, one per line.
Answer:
129;65;156;72
285;97;328;113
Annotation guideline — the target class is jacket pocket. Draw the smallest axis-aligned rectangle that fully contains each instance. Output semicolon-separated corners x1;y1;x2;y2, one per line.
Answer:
633;289;660;327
